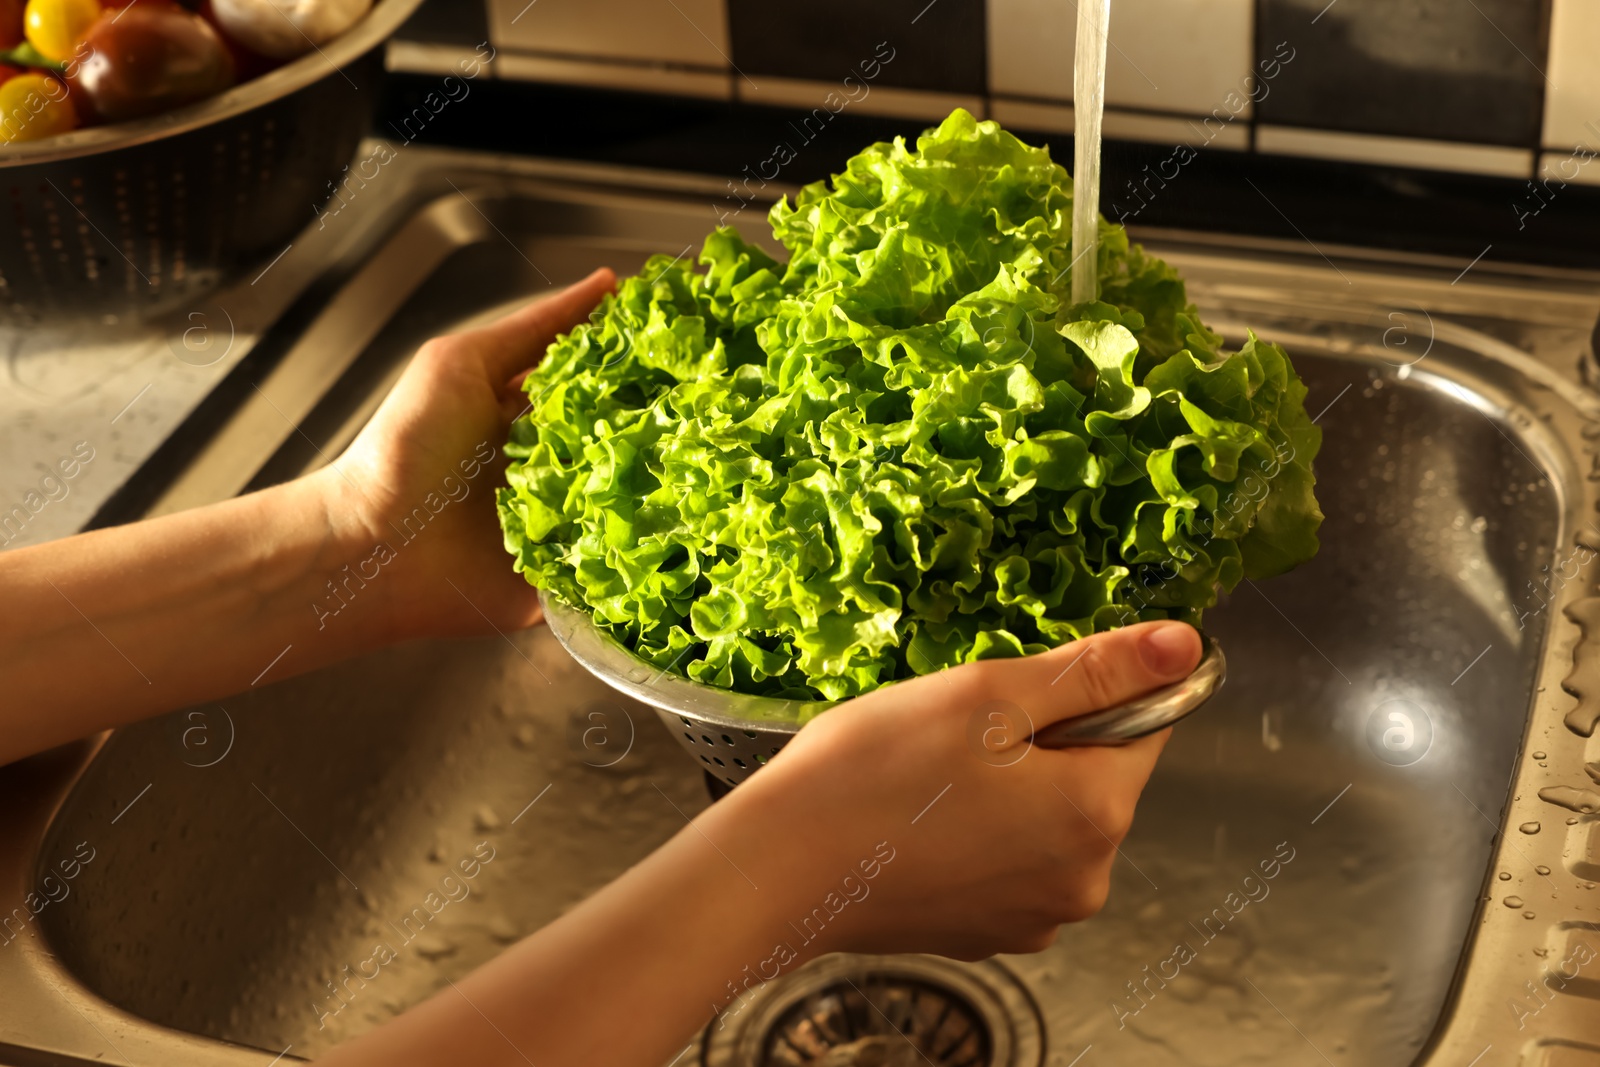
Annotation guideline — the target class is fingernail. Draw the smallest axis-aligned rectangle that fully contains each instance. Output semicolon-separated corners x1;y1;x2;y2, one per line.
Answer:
1139;624;1197;677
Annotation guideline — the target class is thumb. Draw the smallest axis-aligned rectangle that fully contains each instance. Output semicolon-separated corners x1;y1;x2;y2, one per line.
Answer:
462;267;617;385
1013;621;1202;727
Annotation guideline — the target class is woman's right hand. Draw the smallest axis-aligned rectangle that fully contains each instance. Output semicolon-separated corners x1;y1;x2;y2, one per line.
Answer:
311;620;1200;1067
702;619;1200;961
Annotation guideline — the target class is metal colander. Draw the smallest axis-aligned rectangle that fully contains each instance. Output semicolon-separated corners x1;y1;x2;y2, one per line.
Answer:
0;0;424;324
540;593;1226;789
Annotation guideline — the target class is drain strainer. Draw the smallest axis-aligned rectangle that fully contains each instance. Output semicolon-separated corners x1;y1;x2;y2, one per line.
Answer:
702;954;1044;1067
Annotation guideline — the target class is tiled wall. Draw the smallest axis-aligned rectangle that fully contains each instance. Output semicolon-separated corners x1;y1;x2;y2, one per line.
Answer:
395;0;1599;184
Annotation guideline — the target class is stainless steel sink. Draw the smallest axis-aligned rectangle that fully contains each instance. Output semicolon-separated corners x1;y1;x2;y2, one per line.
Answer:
5;145;1600;1067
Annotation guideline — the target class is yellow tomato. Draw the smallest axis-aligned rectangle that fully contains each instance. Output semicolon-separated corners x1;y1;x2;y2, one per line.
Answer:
0;73;78;143
23;0;100;62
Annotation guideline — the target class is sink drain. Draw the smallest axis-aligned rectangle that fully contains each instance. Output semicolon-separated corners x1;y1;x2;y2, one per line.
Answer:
762;974;988;1066
702;955;1044;1067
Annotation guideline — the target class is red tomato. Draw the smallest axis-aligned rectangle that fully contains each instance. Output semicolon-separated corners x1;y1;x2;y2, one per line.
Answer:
0;0;23;49
67;5;233;122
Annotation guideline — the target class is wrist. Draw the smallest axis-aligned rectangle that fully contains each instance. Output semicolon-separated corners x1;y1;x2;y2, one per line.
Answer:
290;466;410;649
696;767;874;962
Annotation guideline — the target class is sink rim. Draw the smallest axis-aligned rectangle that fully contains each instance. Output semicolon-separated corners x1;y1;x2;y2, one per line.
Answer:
3;143;1599;1066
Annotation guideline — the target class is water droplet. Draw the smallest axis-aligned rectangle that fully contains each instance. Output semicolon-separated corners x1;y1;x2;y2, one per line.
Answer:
1499;871;1513;880
1533;751;1548;760
1569;817;1582;826
1524;910;1537;920
1520;821;1543;834
413;935;457;960
473;805;502;831
1536;865;1552;876
1537;787;1600;815
1505;895;1525;907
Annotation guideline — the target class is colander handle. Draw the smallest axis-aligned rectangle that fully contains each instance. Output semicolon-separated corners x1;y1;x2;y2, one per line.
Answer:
1030;636;1226;747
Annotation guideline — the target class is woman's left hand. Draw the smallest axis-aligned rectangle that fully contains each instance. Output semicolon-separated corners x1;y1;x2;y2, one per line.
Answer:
315;267;616;643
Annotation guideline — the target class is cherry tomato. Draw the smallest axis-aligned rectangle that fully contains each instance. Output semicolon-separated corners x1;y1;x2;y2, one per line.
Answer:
69;5;233;123
0;71;76;141
23;0;99;63
0;0;25;49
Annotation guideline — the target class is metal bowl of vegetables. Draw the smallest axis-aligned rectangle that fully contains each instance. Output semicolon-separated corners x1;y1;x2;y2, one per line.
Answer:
543;591;1227;789
0;0;425;324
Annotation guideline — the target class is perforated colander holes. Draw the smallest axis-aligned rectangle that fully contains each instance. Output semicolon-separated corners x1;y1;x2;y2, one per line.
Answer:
113;168;137;291
169;168;186;284
66;177;98;284
33;182;61;277
142;168;162;289
233;126;253;206
207;141;230;257
10;185;41;278
259;118;276;189
39;182;66;269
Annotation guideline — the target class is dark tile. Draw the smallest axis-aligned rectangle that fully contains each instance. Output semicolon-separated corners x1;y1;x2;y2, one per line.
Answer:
398;0;490;47
728;0;986;94
1257;0;1548;147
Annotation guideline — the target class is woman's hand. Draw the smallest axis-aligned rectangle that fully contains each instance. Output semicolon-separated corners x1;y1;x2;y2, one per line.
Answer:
315;268;616;643
318;620;1195;1067
0;270;615;759
705;618;1199;960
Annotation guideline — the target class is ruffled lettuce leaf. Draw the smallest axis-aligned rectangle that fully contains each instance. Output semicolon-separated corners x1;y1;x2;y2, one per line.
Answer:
498;109;1323;703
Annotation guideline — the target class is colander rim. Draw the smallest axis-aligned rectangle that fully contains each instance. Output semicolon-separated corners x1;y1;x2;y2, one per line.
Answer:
539;590;1227;743
540;591;829;734
0;0;427;167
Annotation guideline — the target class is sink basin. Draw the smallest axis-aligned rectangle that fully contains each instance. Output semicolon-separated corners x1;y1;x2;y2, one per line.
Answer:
7;146;1600;1067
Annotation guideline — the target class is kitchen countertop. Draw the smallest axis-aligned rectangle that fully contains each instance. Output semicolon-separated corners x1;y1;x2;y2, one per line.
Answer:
0;139;772;552
0;147;427;553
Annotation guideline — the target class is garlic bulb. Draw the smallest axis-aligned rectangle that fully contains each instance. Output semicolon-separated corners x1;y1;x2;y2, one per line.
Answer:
210;0;373;60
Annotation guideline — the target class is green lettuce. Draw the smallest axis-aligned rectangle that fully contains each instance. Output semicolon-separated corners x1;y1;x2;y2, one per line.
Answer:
497;109;1322;703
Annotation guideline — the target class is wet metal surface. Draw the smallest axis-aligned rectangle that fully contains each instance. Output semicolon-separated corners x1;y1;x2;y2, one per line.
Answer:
4;148;1600;1065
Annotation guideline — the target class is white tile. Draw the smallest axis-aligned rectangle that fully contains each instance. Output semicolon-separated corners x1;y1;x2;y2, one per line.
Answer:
496;52;732;100
1257;126;1533;179
1105;107;1249;149
1545;0;1600;150
386;41;496;79
735;78;984;125
989;98;1250;151
1539;150;1600;188
991;97;1074;134
989;0;1254;119
488;0;730;70
1104;0;1255;116
988;0;1075;101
